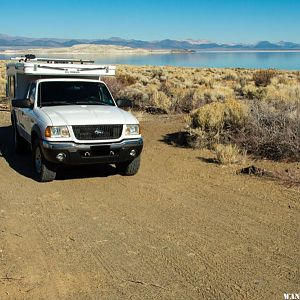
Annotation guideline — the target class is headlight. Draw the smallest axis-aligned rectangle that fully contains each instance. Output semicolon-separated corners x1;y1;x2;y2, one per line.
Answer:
125;124;140;135
45;126;70;138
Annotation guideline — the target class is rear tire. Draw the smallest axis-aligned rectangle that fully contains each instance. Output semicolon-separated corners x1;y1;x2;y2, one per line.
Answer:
32;140;56;182
116;155;141;176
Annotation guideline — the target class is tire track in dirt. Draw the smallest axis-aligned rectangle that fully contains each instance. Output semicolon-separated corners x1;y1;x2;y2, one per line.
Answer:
61;183;247;299
30;191;128;299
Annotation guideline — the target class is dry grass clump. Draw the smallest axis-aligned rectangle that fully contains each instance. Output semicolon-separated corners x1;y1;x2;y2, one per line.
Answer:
190;102;225;130
190;98;248;132
264;82;300;103
148;89;172;112
186;99;248;149
239;83;266;100
214;144;245;165
253;69;276;87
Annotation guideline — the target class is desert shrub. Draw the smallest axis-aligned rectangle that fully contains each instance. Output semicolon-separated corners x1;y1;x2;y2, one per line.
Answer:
238;76;249;88
151;68;164;79
264;84;300;103
116;73;137;86
170;89;194;113
277;74;289;85
190;102;225;130
160;81;176;97
185;127;219;149
118;85;148;108
240;84;259;99
148;90;171;113
188;99;248;148
233;100;300;161
253;69;276;87
214;144;245;164
194;75;209;85
222;70;238;81
187;97;299;161
225;98;249;127
202;85;235;102
190;98;248;131
160;82;199;113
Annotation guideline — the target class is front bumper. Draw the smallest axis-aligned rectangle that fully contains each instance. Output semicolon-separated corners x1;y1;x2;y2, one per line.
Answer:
40;138;143;165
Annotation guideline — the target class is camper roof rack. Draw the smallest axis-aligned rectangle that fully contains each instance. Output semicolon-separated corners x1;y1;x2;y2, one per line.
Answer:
11;54;95;64
7;55;115;76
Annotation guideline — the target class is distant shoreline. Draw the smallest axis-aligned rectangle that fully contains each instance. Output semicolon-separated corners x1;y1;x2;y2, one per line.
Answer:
0;44;300;56
0;44;194;55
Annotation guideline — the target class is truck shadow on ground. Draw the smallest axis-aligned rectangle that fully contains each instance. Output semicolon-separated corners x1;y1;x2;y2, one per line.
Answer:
0;125;34;179
56;164;117;180
160;132;188;147
0;125;118;181
160;132;218;164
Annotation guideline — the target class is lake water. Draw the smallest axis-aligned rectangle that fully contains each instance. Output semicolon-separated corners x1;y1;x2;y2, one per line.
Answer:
1;51;300;70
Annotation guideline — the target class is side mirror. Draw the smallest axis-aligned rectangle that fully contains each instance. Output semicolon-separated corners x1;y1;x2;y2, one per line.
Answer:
12;98;33;109
116;99;133;108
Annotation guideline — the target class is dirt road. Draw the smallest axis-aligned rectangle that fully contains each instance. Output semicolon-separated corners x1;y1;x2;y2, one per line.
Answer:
0;111;299;299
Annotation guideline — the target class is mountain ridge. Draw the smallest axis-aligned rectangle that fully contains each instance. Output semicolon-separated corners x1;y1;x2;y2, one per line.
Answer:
0;33;299;50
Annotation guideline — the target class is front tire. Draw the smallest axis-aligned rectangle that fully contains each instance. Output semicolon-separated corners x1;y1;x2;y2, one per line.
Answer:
32;140;56;182
116;155;141;176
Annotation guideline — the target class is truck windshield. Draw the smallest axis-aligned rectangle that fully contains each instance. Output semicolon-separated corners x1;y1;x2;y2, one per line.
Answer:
38;81;115;107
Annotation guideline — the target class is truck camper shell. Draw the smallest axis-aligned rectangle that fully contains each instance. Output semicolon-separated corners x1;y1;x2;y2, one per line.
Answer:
6;55;116;99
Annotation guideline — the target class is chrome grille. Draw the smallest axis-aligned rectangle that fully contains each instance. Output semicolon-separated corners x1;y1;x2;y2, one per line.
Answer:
72;124;123;140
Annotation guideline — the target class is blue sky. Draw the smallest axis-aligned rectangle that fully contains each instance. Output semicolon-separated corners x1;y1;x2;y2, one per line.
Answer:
0;0;299;43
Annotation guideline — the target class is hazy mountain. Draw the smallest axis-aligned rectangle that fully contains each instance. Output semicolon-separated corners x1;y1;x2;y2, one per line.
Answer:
0;33;299;50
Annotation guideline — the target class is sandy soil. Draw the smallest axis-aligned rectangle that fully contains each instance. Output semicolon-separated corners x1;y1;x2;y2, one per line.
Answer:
0;111;299;299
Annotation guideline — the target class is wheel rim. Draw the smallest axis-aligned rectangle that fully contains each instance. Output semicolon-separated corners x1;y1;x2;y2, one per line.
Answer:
35;147;42;174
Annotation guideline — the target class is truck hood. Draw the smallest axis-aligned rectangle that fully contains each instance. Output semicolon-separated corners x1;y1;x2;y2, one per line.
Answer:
41;105;138;126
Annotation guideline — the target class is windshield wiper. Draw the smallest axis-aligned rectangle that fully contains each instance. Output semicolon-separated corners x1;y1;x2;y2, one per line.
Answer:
42;101;72;106
74;101;106;105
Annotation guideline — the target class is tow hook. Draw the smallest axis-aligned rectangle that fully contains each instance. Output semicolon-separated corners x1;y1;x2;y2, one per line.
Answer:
84;151;91;157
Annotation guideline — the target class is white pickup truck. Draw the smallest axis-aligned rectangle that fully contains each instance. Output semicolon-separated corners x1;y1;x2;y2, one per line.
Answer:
7;55;143;182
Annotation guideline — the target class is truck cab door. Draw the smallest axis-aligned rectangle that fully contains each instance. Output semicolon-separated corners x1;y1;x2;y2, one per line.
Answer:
22;83;36;142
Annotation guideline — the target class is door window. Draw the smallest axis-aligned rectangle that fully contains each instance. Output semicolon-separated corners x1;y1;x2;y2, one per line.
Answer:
28;83;36;104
